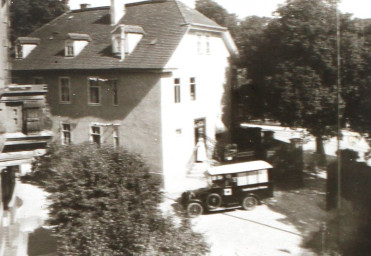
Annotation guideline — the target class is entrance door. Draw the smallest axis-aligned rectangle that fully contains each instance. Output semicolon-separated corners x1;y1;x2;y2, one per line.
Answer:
194;118;207;162
194;118;206;144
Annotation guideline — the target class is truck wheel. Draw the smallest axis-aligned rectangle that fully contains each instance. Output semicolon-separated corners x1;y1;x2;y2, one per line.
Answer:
206;193;222;209
187;202;203;217
242;196;258;210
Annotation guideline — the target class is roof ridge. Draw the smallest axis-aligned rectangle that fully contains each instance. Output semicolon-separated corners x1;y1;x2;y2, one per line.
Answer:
173;0;187;25
70;6;109;13
126;0;167;7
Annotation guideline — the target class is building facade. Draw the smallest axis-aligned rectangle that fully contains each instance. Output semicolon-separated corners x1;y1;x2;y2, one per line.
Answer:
11;0;238;191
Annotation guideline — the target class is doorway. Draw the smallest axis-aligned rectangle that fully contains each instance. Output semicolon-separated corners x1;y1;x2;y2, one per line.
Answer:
194;118;206;144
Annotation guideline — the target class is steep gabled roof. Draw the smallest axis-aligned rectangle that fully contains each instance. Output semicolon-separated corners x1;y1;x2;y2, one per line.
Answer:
12;0;225;71
175;0;224;29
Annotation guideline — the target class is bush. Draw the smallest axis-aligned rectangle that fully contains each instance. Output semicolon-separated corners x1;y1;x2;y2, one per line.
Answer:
25;143;209;256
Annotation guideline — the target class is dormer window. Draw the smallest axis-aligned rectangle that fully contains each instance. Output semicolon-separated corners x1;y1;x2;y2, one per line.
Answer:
111;25;145;60
65;41;74;57
112;35;121;55
15;37;40;59
65;33;91;57
15;44;23;58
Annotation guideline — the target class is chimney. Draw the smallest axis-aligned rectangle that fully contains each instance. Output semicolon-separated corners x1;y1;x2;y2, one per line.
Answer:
80;4;91;9
110;0;126;25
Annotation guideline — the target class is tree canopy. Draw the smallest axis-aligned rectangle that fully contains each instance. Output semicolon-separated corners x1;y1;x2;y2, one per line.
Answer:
195;0;239;38
26;143;209;256
346;20;371;135
238;0;368;152
10;0;69;42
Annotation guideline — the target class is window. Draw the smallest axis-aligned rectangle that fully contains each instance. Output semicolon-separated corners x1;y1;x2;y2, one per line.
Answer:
15;44;23;58
197;35;211;55
112;35;121;54
197;35;202;55
90;125;101;146
111;80;118;106
174;78;181;103
88;78;100;104
190;77;196;101
59;77;71;103
236;170;268;186
33;77;44;84
113;126;119;148
206;35;210;54
65;41;74;57
61;123;71;145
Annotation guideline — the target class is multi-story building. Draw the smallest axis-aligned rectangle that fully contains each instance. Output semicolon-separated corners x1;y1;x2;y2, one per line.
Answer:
11;0;238;191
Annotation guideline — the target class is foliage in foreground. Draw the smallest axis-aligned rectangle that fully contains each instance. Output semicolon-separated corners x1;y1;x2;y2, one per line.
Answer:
26;143;209;256
313;149;371;255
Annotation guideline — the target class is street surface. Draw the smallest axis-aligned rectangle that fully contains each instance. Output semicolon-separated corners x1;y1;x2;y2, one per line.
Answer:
191;205;315;256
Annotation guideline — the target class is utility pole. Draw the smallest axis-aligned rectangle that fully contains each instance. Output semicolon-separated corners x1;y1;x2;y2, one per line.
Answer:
336;2;342;210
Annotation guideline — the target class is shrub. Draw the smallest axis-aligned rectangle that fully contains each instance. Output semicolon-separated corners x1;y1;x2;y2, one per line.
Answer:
26;143;209;256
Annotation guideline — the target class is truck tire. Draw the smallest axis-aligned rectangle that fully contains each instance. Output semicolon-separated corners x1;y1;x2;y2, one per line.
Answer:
206;193;222;209
187;202;203;217
242;196;258;210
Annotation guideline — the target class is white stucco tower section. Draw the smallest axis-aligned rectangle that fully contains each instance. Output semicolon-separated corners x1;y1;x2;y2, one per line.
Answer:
161;28;233;192
110;0;127;25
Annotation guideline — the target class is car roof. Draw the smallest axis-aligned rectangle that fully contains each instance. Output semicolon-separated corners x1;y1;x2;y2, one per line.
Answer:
207;161;273;176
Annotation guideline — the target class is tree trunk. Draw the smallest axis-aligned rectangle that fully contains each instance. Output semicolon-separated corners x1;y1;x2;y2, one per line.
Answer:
316;136;326;166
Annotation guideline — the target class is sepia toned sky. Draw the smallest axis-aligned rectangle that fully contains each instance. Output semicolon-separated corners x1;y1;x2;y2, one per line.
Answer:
69;0;371;19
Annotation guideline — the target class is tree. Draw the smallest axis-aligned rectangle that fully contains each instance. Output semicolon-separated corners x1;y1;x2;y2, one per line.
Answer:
240;0;366;158
346;20;371;136
195;0;239;38
25;143;209;256
10;0;69;42
235;16;271;119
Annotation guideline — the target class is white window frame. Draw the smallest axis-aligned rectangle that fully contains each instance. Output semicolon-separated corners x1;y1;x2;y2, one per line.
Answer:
59;77;71;104
65;41;74;57
88;77;101;105
174;78;181;103
90;125;102;146
15;44;23;59
190;77;196;101
197;34;202;55
61;123;72;145
113;126;119;148
112;35;121;54
206;35;210;55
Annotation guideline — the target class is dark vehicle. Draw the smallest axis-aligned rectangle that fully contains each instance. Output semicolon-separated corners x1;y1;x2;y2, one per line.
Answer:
182;160;274;217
